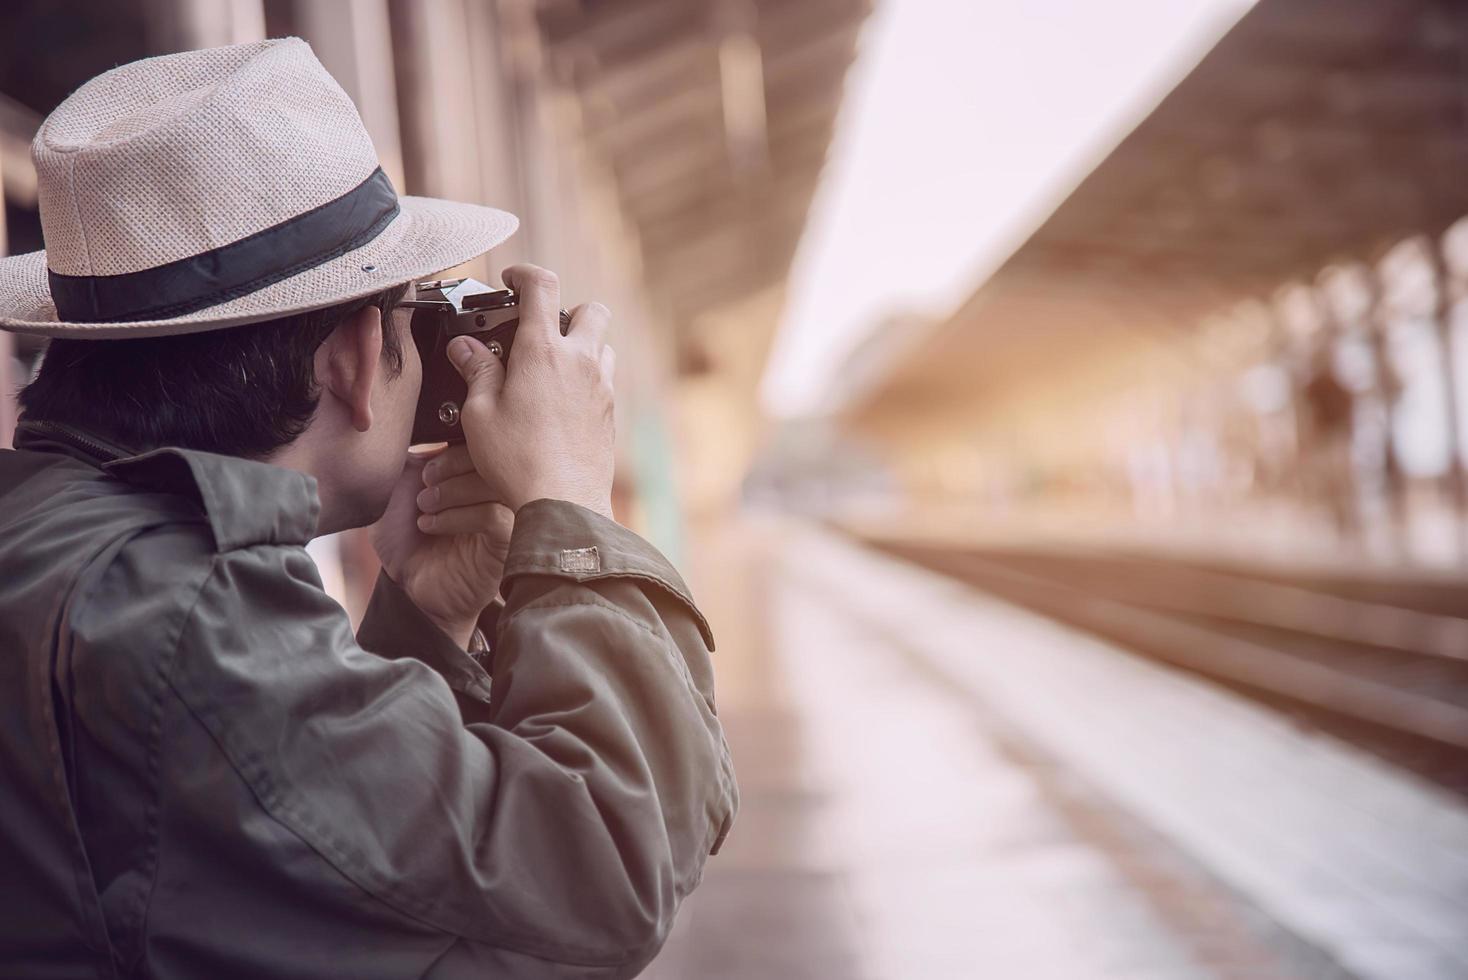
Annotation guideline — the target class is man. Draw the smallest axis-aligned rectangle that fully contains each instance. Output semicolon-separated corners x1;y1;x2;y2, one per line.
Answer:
0;38;735;979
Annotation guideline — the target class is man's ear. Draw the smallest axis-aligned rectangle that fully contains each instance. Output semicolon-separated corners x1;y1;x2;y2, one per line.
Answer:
317;304;383;433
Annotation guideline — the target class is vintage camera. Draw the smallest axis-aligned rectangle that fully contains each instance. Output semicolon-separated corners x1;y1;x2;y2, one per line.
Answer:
405;277;571;444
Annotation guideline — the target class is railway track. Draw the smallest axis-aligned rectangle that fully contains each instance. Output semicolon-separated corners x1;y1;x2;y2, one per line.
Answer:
858;537;1468;797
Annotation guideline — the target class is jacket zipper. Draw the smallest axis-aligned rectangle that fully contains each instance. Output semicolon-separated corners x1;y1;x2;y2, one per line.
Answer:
16;420;132;464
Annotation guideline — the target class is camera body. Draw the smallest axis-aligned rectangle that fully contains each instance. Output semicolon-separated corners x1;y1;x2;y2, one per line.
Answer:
406;277;571;444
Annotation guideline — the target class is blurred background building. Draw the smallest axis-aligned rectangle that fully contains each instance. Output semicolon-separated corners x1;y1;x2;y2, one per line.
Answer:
5;1;1468;977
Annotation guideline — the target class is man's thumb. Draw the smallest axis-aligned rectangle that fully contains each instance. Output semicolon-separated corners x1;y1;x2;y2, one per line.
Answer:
448;335;503;393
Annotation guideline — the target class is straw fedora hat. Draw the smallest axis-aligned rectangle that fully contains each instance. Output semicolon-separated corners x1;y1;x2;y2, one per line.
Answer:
0;37;518;338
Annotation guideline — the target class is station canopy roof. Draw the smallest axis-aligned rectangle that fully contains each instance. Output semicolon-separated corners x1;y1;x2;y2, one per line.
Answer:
535;0;872;343
850;0;1468;417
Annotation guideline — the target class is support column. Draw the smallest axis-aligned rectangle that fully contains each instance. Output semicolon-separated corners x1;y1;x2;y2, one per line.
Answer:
0;147;13;448
1427;239;1468;536
290;0;406;192
468;0;534;270
389;0;521;281
1439;219;1468;558
142;0;265;52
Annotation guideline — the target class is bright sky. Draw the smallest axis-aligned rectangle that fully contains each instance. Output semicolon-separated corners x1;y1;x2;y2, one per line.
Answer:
759;0;1260;418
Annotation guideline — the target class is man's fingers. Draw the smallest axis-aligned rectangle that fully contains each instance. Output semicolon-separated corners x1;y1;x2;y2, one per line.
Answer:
422;443;476;486
417;472;497;515
500;264;562;343
567;302;611;349
447;335;505;402
416;502;511;536
401;449;434;482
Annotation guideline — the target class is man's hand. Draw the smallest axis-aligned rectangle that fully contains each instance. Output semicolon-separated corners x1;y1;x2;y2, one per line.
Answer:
370;445;513;648
447;265;617;520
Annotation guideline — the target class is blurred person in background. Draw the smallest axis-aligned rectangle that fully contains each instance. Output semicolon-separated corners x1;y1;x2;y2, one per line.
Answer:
1300;341;1359;538
0;39;734;978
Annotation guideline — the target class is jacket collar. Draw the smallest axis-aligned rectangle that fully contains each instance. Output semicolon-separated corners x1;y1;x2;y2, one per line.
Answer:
15;419;320;550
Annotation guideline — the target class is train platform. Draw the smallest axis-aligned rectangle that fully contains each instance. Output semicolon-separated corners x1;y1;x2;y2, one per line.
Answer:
644;516;1468;980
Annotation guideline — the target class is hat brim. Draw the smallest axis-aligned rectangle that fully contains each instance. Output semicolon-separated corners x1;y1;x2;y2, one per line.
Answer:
0;195;518;338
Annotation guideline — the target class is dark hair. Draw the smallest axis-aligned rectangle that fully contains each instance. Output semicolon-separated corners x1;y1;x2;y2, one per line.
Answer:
19;284;411;458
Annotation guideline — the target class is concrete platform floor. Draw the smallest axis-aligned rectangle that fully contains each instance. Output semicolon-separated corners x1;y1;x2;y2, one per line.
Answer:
642;516;1468;980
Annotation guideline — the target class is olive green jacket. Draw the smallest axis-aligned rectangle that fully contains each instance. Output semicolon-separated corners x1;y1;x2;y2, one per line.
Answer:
0;421;736;979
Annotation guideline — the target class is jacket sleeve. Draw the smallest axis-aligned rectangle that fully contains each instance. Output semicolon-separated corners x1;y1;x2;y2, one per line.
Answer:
164;499;737;976
355;567;498;714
